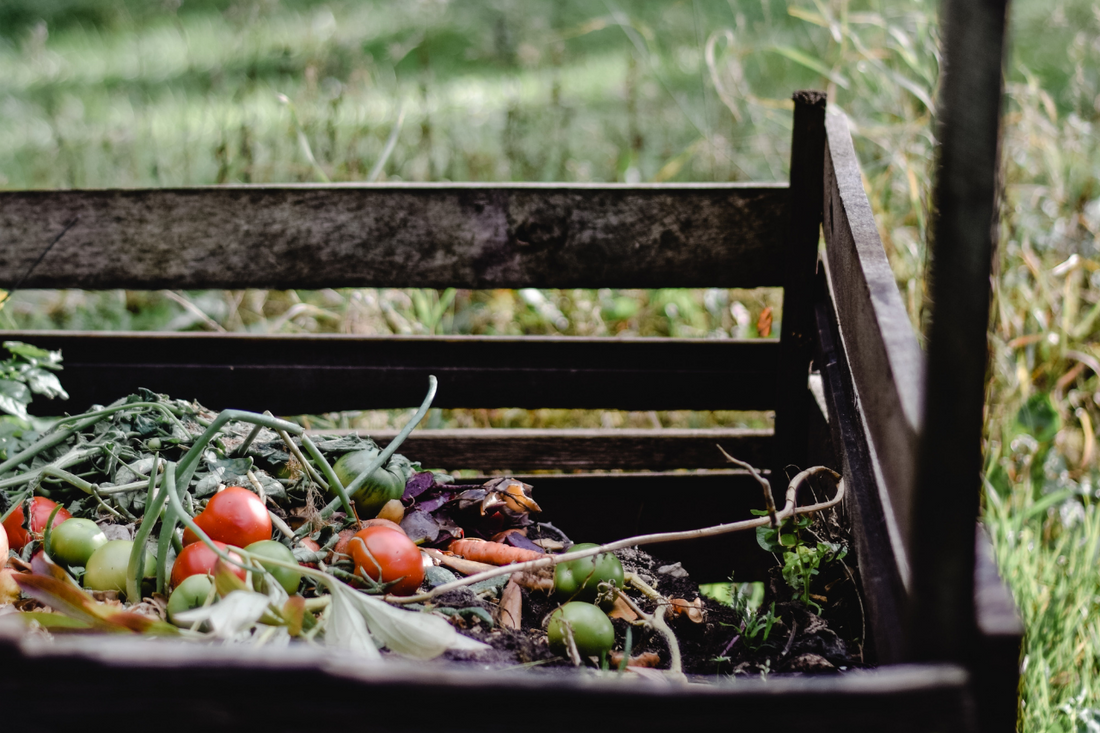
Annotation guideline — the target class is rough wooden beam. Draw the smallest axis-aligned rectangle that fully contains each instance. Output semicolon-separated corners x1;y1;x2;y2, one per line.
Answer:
5;330;780;414
0;183;788;290
772;90;827;489
823;112;924;564
909;0;1010;670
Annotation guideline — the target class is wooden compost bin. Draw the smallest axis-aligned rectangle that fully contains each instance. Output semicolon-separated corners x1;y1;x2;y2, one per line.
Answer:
0;8;1021;727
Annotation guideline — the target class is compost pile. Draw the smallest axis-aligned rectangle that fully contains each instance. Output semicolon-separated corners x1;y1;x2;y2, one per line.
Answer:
0;345;861;680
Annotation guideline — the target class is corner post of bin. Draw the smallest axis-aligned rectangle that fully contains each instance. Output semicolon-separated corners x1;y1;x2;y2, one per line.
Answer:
772;90;827;492
908;0;1012;694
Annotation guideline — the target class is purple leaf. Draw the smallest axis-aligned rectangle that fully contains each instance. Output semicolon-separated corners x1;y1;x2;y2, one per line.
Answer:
415;491;456;514
501;532;545;554
400;510;441;544
402;472;437;501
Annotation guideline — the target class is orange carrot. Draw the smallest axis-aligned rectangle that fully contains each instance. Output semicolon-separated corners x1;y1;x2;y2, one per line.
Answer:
448;538;544;566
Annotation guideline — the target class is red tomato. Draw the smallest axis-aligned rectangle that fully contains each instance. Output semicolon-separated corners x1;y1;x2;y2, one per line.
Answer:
181;487;271;548
170;540;246;589
2;497;72;552
349;526;425;596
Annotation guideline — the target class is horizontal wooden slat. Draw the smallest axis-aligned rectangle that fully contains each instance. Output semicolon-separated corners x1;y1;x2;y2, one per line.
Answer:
0;183;788;290
823;113;923;566
331;427;772;471
7;330;779;414
0;636;975;733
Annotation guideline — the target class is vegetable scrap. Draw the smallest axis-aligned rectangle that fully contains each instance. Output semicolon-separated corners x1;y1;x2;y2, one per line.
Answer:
0;344;863;680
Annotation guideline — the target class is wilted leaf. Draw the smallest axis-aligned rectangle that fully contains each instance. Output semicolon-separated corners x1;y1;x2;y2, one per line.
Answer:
325;582;381;660
11;611;94;632
284;596;306;637
400;510;441;544
14;574;178;635
324;579;489;660
173;591;271;638
403;471;436;501
497;577;523;630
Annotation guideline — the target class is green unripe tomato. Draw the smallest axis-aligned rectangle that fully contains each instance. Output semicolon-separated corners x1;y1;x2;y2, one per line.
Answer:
547;602;616;659
49;518;108;567
245;540;302;595
553;543;624;607
84;540;155;597
167;574;215;626
332;448;413;518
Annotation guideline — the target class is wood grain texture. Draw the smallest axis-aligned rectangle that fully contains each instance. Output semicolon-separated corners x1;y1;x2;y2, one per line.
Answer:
5;330;780;414
773;90;827;487
0;183;788;290
0;630;976;733
823;112;924;561
332;427;773;472
972;527;1023;733
909;0;1010;676
815;291;908;664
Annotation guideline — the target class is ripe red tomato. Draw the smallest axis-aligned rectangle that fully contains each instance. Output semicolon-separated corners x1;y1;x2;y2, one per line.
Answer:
2;497;72;552
170;540;246;589
181;487;271;548
348;526;425;596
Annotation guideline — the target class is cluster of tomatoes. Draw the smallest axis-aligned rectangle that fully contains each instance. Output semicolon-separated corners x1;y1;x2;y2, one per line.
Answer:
2;478;628;665
1;486;427;625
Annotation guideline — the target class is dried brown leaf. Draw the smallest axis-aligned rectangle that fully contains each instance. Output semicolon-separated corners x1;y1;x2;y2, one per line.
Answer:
497;578;523;630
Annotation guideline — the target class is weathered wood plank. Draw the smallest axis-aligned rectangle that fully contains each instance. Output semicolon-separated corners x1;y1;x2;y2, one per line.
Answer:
822;112;924;563
6;330;779;414
972;527;1023;733
909;0;1010;676
815;290;908;664
0;183;788;290
335;427;773;472
773;90;827;489
0;633;975;733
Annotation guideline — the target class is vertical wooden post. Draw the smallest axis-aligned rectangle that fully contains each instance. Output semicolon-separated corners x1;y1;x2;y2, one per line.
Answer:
909;0;1010;669
773;91;827;490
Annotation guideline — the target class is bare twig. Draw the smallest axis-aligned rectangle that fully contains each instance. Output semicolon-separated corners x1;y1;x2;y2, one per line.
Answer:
391;465;843;605
612;577;683;677
718;445;778;528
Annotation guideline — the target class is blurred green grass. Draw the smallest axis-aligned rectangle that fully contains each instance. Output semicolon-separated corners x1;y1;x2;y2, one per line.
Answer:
1;1;1099;728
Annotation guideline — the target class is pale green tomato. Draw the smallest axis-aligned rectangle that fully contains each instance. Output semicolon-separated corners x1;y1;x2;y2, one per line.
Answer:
547;601;615;659
245;540;302;595
84;540;155;597
49;518;108;567
553;543;624;608
167;574;215;626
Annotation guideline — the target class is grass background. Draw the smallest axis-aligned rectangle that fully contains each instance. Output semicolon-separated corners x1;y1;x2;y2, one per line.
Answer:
1;1;1098;728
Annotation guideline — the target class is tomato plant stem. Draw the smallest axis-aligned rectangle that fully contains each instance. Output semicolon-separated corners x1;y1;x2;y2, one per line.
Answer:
0;401;186;479
339;376;438;502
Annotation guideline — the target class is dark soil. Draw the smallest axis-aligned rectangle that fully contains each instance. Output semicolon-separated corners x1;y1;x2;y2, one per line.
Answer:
428;538;866;680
